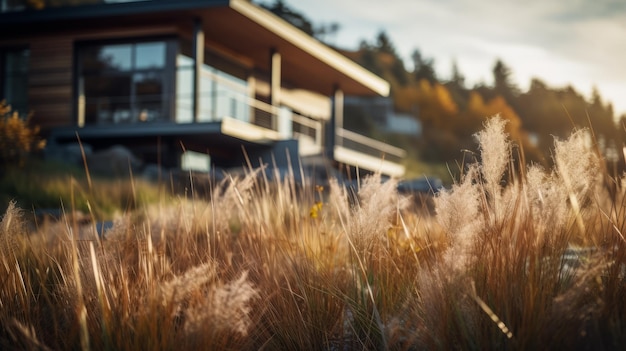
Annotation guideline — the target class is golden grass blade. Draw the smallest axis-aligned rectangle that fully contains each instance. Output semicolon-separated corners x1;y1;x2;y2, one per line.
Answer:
471;282;513;339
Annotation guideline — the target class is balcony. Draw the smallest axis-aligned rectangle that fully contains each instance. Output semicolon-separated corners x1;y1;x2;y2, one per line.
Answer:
336;128;406;164
77;63;404;174
195;85;405;175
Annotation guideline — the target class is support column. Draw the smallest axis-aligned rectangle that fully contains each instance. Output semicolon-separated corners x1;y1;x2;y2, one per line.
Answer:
269;48;281;130
192;17;204;122
77;77;85;127
334;87;344;132
247;75;256;123
326;86;343;160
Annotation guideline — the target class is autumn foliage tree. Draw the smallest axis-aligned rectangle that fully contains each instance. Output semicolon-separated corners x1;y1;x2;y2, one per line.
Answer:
263;5;626;180
462;93;544;164
0;101;45;169
267;7;624;169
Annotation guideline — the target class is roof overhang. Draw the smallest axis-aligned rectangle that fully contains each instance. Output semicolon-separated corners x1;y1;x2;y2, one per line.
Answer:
0;0;228;24
0;0;389;97
219;0;389;97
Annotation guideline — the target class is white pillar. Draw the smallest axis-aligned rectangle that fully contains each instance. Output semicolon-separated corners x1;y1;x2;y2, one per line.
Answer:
269;49;281;130
192;18;204;122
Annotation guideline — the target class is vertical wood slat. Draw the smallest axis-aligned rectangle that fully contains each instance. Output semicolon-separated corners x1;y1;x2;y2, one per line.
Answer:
28;38;74;129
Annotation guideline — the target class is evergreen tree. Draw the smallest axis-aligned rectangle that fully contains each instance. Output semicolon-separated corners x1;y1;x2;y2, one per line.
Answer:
260;0;339;41
450;59;465;88
262;0;314;35
411;49;437;84
445;59;469;109
376;30;397;55
492;59;520;108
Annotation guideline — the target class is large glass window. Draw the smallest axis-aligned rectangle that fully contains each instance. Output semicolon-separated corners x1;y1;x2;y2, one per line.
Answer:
79;40;171;125
80;39;250;125
0;47;29;116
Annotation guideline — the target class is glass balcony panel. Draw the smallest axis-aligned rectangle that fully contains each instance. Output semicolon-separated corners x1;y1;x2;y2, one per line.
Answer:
84;97;131;125
133;71;162;96
84;74;132;99
198;73;214;122
175;64;193;123
135;102;161;122
176;54;193;68
111;106;132;123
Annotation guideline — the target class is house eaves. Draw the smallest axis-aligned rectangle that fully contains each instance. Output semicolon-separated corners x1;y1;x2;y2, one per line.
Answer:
0;0;389;97
0;0;228;25
228;0;389;97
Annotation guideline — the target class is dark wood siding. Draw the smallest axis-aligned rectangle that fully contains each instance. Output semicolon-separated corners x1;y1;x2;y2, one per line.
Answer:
29;38;74;129
0;25;180;131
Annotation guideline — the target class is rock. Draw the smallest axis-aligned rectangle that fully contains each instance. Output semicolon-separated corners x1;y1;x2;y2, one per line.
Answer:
141;163;165;182
45;141;93;166
86;145;143;177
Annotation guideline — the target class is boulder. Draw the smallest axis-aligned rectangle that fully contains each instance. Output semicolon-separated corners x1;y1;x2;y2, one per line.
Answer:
86;145;143;177
141;163;165;182
45;141;92;166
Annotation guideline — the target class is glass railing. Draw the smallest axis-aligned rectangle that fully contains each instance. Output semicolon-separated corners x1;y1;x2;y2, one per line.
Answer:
83;94;166;124
336;128;406;163
82;63;402;163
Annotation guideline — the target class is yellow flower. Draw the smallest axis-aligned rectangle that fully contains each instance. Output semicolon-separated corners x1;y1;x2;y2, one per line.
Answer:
309;201;323;219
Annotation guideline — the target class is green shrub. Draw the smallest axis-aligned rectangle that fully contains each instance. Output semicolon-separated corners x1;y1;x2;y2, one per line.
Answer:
0;158;168;220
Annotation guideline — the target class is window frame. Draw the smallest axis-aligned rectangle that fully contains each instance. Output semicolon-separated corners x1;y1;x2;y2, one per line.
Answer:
0;45;29;116
74;36;177;126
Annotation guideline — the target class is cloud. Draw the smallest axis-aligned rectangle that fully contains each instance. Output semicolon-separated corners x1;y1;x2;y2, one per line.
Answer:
285;0;626;113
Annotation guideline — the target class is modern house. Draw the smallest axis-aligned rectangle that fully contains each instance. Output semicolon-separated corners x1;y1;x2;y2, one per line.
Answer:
0;0;405;178
344;95;422;136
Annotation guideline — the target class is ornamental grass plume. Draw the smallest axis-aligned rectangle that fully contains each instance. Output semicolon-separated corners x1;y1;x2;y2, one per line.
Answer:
422;115;626;350
195;271;259;336
209;168;261;233
435;117;516;271
328;173;409;255
475;116;510;209
4;114;626;350
523;164;569;233
158;263;258;338
434;165;483;270
0;201;20;262
553;129;601;206
553;129;602;235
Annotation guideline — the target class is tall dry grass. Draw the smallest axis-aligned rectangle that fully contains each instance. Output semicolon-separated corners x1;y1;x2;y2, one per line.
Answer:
1;116;626;350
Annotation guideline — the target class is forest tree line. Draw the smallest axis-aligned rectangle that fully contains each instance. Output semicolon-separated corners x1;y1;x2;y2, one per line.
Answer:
264;0;625;170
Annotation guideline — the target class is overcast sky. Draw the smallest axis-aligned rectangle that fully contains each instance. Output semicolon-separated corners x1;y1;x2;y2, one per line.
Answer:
285;0;626;116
